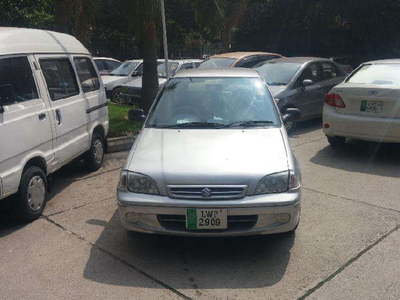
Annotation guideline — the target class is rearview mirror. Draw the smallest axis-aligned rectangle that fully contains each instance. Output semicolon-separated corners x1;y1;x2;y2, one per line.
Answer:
128;109;146;122
0;84;15;113
131;71;142;77
282;108;301;123
302;79;314;88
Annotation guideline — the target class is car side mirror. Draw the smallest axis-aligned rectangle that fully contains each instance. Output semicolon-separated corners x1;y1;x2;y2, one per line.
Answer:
132;71;142;77
128;109;146;122
0;84;15;113
282;108;301;123
301;79;314;89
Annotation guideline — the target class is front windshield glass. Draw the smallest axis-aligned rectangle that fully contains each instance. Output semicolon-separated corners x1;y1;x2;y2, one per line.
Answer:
147;77;280;128
347;64;400;85
158;62;179;77
110;61;139;76
198;58;236;68
255;62;302;85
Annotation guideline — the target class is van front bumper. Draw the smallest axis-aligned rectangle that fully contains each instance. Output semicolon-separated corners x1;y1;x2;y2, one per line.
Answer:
117;188;301;237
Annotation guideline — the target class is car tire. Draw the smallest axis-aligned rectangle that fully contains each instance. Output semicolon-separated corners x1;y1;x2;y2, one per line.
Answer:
284;119;297;134
327;136;346;147
16;166;47;222
84;132;105;172
111;87;124;104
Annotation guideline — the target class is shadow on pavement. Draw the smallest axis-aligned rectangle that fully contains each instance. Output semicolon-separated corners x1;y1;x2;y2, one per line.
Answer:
290;117;322;137
310;139;400;178
83;210;294;289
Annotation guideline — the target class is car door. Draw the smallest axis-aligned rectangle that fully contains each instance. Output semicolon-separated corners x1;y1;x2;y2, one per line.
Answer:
292;62;325;118
35;54;89;166
0;55;54;196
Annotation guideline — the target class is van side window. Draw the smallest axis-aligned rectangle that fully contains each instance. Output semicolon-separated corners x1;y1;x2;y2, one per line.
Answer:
74;57;100;93
0;57;38;105
40;59;79;101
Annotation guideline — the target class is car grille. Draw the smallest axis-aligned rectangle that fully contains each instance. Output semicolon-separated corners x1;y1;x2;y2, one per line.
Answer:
167;185;247;200
157;214;258;232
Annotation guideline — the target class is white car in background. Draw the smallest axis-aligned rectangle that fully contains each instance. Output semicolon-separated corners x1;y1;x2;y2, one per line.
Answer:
102;59;164;103
323;59;400;146
93;57;121;76
119;59;203;102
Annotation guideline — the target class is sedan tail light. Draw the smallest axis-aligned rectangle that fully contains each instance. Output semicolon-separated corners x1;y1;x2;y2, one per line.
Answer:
324;93;346;108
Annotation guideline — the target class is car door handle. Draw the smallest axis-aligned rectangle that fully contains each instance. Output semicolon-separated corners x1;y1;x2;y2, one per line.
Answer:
55;109;62;125
38;113;46;121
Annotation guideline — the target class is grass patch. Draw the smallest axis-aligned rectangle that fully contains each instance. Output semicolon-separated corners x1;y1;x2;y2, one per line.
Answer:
108;102;142;135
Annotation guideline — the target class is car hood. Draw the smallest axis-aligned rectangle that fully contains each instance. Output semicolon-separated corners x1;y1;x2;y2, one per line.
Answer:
267;85;287;97
124;77;168;89
101;75;124;85
125;128;289;195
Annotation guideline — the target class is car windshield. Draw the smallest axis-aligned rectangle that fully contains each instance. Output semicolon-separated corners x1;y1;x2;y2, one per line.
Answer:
147;77;280;129
198;58;236;69
158;62;179;78
110;61;139;76
255;62;302;85
347;64;400;85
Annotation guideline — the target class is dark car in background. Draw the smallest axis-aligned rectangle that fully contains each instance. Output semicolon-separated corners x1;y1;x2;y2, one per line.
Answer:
255;57;347;132
199;52;283;69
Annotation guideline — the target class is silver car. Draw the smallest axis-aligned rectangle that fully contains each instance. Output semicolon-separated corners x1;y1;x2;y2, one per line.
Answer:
117;68;302;236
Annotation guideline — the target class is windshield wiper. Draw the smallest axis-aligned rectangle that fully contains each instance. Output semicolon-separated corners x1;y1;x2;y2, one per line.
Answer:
266;81;287;86
154;122;224;128
223;120;275;128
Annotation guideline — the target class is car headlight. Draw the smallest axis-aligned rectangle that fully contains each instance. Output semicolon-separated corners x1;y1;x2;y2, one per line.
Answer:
255;171;289;195
118;171;159;195
254;168;301;195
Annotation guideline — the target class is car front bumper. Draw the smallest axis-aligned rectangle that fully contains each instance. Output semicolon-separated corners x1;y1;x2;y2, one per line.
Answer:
117;188;301;237
323;105;400;143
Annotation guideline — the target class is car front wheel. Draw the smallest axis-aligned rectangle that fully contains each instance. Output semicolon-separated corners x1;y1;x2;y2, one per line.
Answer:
327;136;346;147
111;87;124;104
17;166;47;222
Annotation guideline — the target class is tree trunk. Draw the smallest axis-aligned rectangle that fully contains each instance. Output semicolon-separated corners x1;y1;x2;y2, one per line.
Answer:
54;0;69;33
140;20;159;114
221;27;231;53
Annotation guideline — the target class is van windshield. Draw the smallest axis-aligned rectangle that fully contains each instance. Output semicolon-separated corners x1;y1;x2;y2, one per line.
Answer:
147;77;280;129
110;61;139;76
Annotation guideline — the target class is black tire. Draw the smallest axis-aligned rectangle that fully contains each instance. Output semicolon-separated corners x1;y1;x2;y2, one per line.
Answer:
16;166;47;222
327;136;346;147
284;119;297;134
111;87;124;104
84;132;105;172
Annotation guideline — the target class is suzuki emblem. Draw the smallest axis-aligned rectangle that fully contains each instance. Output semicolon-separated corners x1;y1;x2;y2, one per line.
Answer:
369;89;378;95
201;188;212;198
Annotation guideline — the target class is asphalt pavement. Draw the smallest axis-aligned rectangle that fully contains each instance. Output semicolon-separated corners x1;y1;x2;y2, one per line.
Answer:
1;119;400;300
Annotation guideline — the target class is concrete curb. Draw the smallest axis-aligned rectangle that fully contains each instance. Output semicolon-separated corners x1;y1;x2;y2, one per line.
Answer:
107;136;136;153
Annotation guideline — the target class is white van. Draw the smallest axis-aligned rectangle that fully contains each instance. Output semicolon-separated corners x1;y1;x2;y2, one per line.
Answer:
0;28;109;221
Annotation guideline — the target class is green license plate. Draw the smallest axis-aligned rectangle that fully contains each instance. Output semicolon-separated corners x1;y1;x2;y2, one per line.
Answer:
186;209;228;230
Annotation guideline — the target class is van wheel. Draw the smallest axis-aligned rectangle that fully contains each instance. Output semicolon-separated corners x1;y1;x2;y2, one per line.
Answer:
17;166;47;222
84;132;104;172
327;136;346;147
111;88;124;104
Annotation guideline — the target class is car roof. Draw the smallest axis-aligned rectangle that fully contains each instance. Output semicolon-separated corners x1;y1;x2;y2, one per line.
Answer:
174;68;260;78
211;52;282;59
93;57;121;63
260;57;328;64
363;59;400;64
0;27;89;55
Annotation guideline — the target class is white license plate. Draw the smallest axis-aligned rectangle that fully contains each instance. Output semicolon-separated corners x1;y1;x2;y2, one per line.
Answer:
360;100;383;113
186;209;227;230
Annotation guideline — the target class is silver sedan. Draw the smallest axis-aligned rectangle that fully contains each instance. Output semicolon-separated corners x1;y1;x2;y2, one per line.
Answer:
117;68;302;236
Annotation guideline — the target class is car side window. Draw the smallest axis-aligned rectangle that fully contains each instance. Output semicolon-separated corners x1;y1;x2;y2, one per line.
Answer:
74;57;100;93
105;60;120;71
0;56;39;106
40;58;79;101
258;55;280;63
236;56;259;68
180;63;194;70
322;62;339;80
297;63;321;86
94;60;106;71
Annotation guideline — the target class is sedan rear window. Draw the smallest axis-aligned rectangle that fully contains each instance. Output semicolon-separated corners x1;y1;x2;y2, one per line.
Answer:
198;58;236;69
255;62;302;86
347;64;400;85
147;77;280;129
